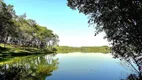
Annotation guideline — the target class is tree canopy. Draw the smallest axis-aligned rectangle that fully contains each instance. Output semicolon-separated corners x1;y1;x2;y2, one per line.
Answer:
67;0;142;77
0;1;59;50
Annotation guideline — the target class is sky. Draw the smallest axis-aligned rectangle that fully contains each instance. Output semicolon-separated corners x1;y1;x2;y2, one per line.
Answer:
5;0;109;47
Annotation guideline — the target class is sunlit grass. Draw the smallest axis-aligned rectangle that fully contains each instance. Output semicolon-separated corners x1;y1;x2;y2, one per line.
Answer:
0;43;53;57
0;55;39;65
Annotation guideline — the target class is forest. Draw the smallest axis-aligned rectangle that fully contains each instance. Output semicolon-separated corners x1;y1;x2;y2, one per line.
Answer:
0;1;59;56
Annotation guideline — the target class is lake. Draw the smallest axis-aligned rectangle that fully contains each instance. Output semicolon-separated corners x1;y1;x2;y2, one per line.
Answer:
0;53;135;80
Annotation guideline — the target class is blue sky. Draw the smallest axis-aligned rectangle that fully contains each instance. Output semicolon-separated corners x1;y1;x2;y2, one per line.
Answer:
5;0;109;46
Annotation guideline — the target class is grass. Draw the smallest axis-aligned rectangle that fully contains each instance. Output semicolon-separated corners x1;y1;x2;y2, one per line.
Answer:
0;43;55;57
0;55;39;65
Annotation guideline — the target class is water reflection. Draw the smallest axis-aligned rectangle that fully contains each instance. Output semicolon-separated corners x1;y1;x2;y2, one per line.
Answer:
0;53;141;80
0;54;59;80
47;53;131;80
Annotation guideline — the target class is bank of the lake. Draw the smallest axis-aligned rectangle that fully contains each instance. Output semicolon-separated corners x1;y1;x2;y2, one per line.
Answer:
0;44;56;57
0;44;110;57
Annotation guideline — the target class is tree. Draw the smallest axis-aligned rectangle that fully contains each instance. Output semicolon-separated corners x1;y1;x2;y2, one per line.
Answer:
67;0;142;77
0;1;16;47
0;0;59;53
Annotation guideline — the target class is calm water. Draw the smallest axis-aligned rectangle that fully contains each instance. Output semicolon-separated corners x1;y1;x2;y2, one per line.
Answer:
0;53;134;80
46;53;132;80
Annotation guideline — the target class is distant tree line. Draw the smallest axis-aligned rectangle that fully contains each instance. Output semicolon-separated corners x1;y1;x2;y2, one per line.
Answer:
57;46;110;53
0;1;59;50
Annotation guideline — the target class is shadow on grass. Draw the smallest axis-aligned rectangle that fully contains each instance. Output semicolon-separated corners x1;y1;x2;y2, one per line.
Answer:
0;47;10;53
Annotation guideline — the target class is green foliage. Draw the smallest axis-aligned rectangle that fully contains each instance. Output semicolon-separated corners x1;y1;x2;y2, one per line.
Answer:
57;46;110;53
67;0;142;60
0;1;59;54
